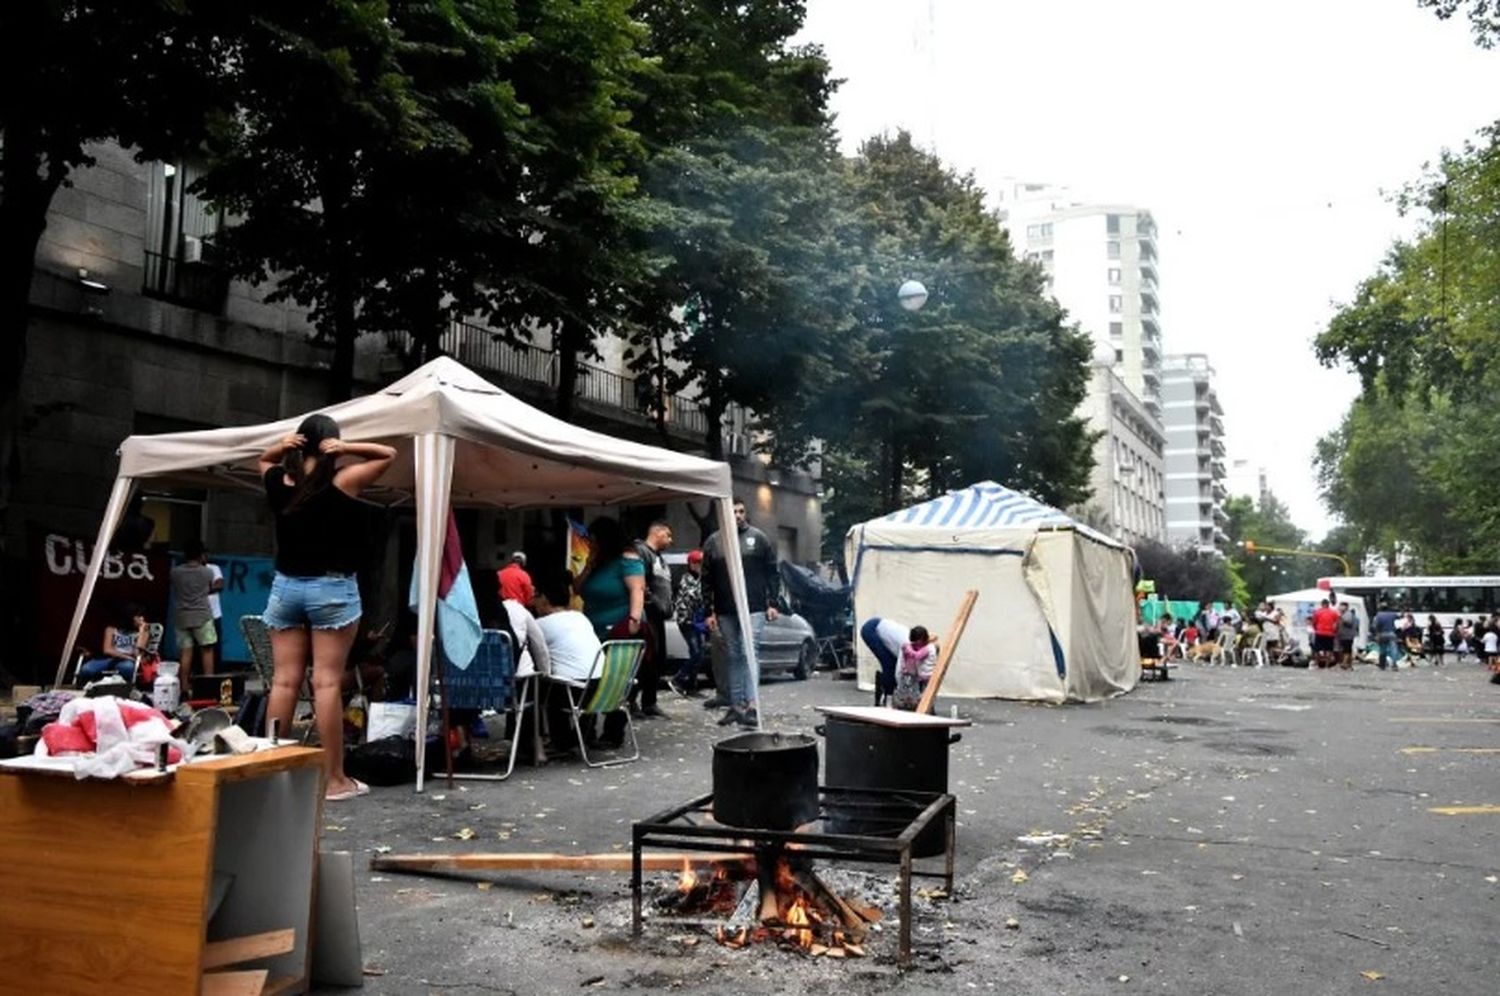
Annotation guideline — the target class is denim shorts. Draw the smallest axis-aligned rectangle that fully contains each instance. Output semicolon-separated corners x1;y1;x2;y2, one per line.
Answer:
263;573;362;631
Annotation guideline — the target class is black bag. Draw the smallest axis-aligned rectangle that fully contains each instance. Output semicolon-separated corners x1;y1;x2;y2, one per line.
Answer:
235;690;269;736
344;734;445;787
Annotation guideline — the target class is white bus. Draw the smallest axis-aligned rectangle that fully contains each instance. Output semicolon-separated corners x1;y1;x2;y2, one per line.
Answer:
1317;575;1500;630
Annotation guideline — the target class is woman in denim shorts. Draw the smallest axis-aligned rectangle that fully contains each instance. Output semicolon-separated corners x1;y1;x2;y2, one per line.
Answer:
258;414;395;801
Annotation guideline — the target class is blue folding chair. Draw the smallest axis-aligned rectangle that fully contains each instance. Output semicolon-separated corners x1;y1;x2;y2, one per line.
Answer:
435;629;536;782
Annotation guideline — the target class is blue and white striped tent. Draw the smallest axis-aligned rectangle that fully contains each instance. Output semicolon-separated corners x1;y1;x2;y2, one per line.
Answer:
845;482;1139;703
878;482;1123;547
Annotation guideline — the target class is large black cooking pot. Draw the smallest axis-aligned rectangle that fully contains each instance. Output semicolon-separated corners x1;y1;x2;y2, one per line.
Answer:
819;714;962;857
712;731;820;830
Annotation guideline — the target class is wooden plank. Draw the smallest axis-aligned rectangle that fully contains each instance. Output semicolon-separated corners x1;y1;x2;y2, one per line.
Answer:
814;705;969;729
372;851;753;874
203;929;295;970
201;969;268;996
917;590;978;715
176;746;324;786
260;976;301;996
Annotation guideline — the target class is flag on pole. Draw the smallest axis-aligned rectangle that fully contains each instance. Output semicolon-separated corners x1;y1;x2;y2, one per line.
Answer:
409;511;483;671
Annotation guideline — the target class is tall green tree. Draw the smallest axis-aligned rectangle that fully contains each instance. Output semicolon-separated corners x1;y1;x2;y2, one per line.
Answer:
357;0;531;367
815;132;1093;554
1315;121;1500;571
631;0;850;457
480;0;652;420
194;2;424;402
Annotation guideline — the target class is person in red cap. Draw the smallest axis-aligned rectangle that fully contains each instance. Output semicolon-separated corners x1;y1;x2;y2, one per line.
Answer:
670;549;708;696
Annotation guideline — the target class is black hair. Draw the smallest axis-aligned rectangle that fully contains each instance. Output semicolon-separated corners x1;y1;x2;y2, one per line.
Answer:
536;571;574;608
119;602;145;629
184;538;207;561
586;516;629;560
909;625;930;644
282;413;341;513
649;519;671;532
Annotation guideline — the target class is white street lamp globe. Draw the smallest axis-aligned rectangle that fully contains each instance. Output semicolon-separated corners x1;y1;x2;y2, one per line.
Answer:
1091;342;1115;367
897;279;929;311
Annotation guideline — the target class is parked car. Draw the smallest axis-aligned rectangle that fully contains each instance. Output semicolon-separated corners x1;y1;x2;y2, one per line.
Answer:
660;552;818;681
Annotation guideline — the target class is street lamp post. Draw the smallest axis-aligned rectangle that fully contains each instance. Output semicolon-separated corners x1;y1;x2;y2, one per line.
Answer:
1238;540;1353;576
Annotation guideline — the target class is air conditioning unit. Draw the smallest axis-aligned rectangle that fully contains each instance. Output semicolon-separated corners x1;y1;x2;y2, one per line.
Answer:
726;432;751;458
181;235;204;264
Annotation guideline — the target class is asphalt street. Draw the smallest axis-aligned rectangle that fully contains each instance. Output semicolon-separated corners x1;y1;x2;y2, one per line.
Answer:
322;660;1500;995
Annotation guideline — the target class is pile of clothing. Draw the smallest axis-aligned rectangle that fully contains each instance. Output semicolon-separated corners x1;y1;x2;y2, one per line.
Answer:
37;696;191;779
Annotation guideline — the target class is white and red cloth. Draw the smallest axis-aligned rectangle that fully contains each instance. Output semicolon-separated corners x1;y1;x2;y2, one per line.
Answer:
37;696;190;779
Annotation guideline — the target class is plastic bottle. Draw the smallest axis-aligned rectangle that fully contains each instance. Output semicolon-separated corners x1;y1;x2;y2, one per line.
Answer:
153;661;181;714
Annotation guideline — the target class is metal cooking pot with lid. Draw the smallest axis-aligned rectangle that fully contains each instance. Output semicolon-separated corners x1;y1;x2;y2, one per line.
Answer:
711;731;819;830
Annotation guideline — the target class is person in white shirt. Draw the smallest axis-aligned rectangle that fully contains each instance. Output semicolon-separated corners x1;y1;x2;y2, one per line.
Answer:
532;574;627;749
502;598;550;678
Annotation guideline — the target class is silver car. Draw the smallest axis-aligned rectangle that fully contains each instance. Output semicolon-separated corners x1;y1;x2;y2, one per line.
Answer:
661;552;818;681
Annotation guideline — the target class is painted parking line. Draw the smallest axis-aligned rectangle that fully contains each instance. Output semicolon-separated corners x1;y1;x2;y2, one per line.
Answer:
1399;746;1500;755
1428;805;1500;815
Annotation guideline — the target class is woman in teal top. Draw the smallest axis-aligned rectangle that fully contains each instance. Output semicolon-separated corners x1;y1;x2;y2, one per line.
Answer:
575;516;646;640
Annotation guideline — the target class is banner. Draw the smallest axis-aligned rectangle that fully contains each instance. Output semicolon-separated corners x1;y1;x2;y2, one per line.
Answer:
31;529;169;683
565;518;591;610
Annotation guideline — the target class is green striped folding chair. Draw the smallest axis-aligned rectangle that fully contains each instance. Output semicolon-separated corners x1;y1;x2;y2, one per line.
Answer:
561;639;646;768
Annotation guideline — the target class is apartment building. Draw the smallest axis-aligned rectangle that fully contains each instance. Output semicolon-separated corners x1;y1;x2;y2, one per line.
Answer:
997;182;1165;417
1160;353;1228;552
1076;356;1167;547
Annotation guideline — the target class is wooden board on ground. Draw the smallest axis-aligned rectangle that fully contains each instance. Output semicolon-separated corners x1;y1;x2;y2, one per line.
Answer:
917;590;978;714
372;851;752;874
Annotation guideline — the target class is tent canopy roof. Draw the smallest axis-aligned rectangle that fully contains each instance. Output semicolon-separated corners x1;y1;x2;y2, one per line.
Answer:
867;481;1124;548
115;357;731;507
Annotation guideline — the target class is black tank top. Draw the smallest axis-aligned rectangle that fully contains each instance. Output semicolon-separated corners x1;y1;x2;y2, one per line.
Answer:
264;468;370;576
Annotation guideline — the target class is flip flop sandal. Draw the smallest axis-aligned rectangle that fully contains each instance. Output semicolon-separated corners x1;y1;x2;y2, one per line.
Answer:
325;778;370;802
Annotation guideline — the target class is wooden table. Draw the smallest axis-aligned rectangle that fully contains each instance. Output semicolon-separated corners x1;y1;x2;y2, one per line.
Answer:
0;745;324;995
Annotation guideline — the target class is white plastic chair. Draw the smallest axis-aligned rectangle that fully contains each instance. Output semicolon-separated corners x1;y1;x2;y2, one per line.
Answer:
1240;632;1268;668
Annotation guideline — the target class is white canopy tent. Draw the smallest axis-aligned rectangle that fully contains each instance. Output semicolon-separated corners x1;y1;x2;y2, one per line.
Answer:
58;357;761;788
845;482;1139;703
1268;587;1369;650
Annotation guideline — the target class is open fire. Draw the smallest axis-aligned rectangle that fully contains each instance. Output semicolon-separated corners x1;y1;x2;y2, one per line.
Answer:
665;854;879;958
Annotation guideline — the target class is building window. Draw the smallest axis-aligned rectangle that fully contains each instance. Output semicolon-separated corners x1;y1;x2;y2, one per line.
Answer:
1041;249;1053;261
1108;295;1122;313
1107;240;1120;259
1107;267;1121;285
1026;222;1053;239
144;161;228;313
1115;349;1124;363
1109;321;1123;339
1106;214;1121;234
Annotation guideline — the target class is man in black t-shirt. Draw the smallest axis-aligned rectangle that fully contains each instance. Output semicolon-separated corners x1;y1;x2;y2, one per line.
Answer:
631;520;674;718
702;499;780;728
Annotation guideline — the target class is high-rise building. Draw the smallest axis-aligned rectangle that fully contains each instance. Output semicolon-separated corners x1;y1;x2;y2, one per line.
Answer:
1160;354;1228;552
996;182;1164;416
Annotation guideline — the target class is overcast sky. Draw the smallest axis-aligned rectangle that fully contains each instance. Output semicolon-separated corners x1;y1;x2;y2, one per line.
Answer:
796;0;1498;539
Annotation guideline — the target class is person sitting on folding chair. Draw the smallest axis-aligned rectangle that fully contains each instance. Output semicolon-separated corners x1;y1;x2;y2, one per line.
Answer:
532;573;626;751
77;602;149;686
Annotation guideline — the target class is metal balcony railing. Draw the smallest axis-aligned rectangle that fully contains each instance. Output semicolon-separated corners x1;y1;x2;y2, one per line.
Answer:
142;250;228;313
400;320;714;440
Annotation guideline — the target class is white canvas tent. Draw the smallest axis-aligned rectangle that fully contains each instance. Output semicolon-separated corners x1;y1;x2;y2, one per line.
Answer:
58;357;761;788
1268;587;1369;650
845;482;1139;703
